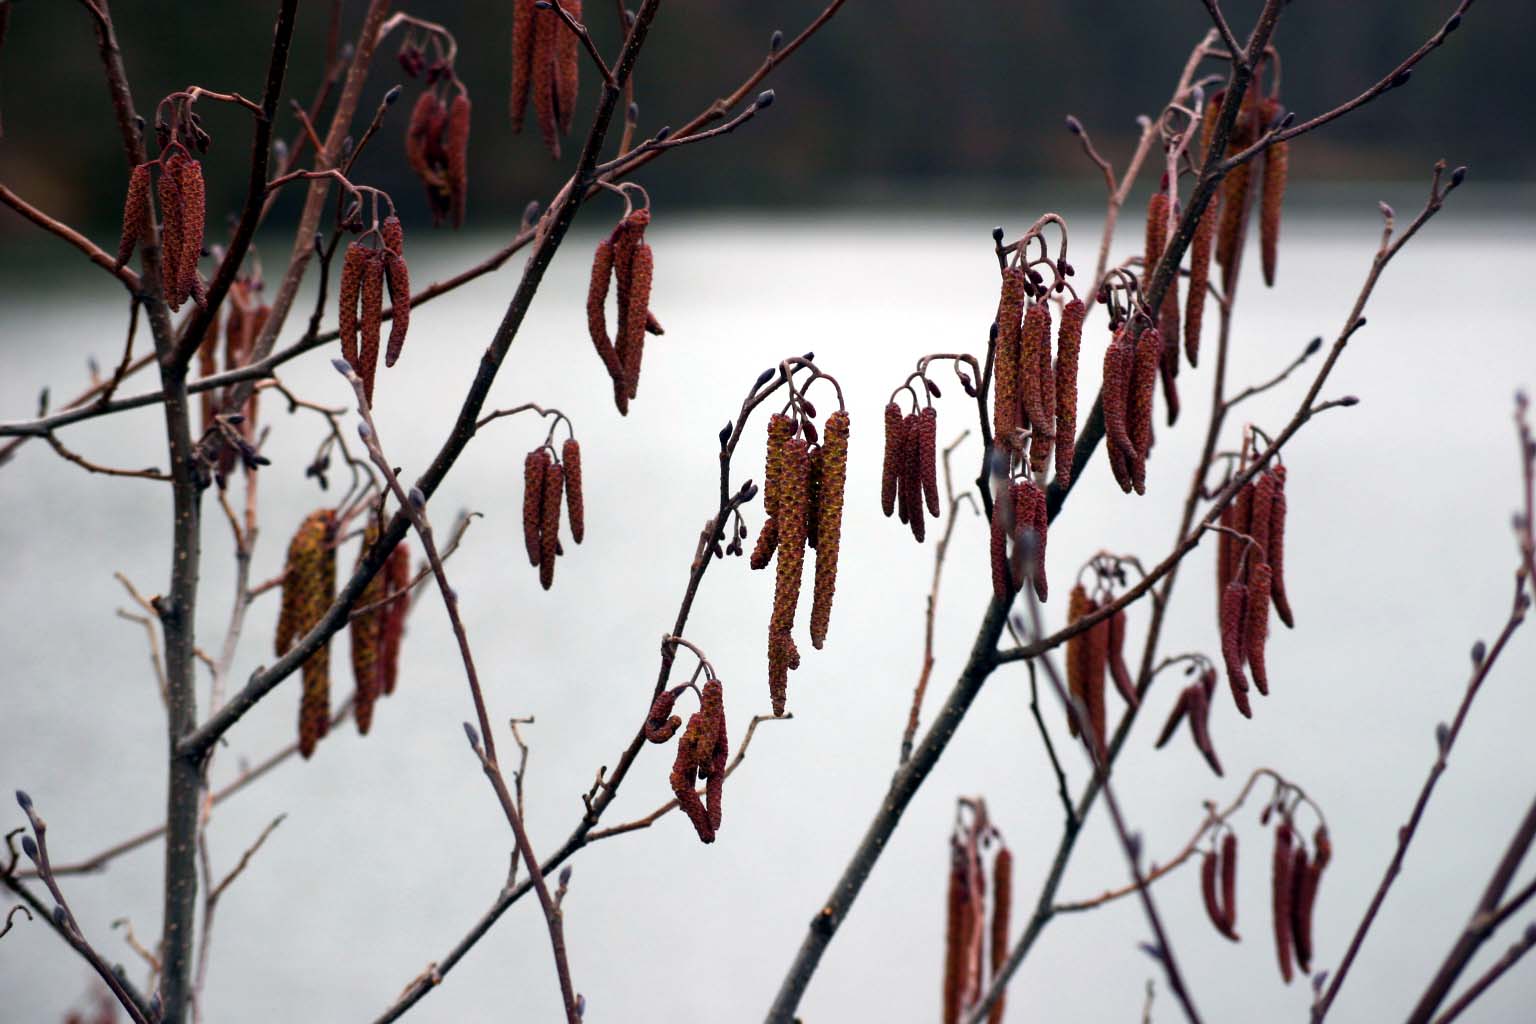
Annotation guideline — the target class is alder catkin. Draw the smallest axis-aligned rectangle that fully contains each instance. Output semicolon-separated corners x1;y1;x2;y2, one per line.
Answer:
359;249;386;405
1154;688;1190;749
1084;602;1109;762
902;413;926;543
919;406;940;517
992;267;1027;448
1221;579;1253;718
644;686;685;743
586;239;623;385
1187;682;1224;776
157;153;185;308
1186;194;1219;367
1273;822;1296;984
510;0;535;132
1103;329;1136;492
523;448;551;567
943;843;969;1024
380;542;411;696
274;509;337;759
1065;585;1091;735
553;0;581;137
1269;466;1296;628
1019;302;1051;442
881;401;902;517
750;517;780;571
1246;561;1274;696
670;697;719;844
174;156;206;309
562;437;585;544
539;460;564;590
1054;298;1084;487
1222;831;1240;937
988;847;1012;1024
810;411;849;649
116;163;152;269
1106;607;1137;707
446;93;471;228
1144;188;1169;292
338;242;366;373
1128;326;1163;494
619;242;653;401
1290;844;1314;973
990;497;1013;602
384;250;412;368
531;4;560;157
1019;478;1048;602
768;437;810;715
1260;97;1287;288
351;521;386;735
1201;851;1226;938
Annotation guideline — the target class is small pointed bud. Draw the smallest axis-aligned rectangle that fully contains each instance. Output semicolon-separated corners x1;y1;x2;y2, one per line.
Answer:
1305;336;1323;356
756;89;775;109
655;126;673;141
769;29;784;52
1390;68;1412;89
1435;721;1450;750
409;486;427;509
754;368;775;389
992;225;1005;242
627;101;639;122
384;85;403;106
21;836;38;862
52;906;68;928
331;357;354;376
719;422;733;449
15;790;31;811
463;722;480;748
1450;165;1467;188
559;865;573;886
1472;639;1486;665
1340;395;1360;406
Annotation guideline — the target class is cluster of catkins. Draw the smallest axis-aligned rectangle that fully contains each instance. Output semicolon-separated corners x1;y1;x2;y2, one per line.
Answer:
1217;461;1294;717
338;215;413;405
942;806;1011;1024
751;408;850;716
403;74;471;227
1155;660;1224;776
276;510;412;756
349;517;413;734
116;143;206;311
1203;81;1289;296
880;401;939;542
1102;311;1168;496
586;209;664;414
509;0;581;158
1270;816;1330;983
990;475;1050;605
990;267;1085;485
1063;583;1139;762
644;677;728;843
188;274;272;483
521;437;585;590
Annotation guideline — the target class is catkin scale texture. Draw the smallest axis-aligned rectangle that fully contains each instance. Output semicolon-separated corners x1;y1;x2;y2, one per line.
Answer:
350;522;386;735
768;438;810;715
810;411;850;649
561;438;585;544
538;461;564;590
881;402;902;517
992;268;1026;448
1221;579;1253;718
274;510;337;759
1053;299;1084;486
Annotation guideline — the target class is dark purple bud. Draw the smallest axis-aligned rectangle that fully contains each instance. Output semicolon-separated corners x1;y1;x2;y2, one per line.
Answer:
769;29;784;52
754;368;775;389
15;790;32;811
627;102;640;123
559;865;573;887
1339;395;1360;407
991;225;1005;242
803;420;819;446
1450;165;1467;188
1390;68;1412;89
21;836;38;862
924;378;942;399
1304;336;1323;356
719;422;733;449
1065;115;1083;136
1472;640;1486;665
463;722;480;748
1435;721;1450;750
1445;13;1461;32
52;906;68;928
756;90;775;109
384;85;403;106
655;126;673;142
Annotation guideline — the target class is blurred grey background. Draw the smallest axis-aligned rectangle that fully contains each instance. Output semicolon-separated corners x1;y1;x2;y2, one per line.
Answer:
3;2;1536;1023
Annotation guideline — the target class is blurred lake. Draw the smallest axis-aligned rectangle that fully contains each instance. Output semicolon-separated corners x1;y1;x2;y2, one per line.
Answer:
2;194;1534;1022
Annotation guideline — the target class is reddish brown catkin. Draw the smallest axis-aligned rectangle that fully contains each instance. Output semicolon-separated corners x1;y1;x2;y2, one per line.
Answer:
509;0;535;132
1260;96;1287;288
1216;97;1256;272
1186;193;1218;368
1201;851;1227;938
561;437;585;544
918;406;940;517
902;413;926;543
881;401;903;517
610;212;648;405
620;242;653;401
115;163;152;269
538;460;564;590
175;156;206;307
585;239;623;384
988;847;1012;1024
643;686;685;743
768;437;810;716
553;0;581;137
1221;579;1253;718
1144;188;1169;294
531;3;559;157
1128;326;1162;494
703;687;728;836
1297;827;1330;970
380;543;411;696
338;242;366;373
1084;601;1109;762
1273;822;1297;984
1147;189;1181;387
522;448;551;567
1019;302;1051;441
990;498;1013;601
755;412;793;556
157;153;185;308
1289;843;1314;973
1103;329;1135;492
943;843;968;1024
1269;465;1295;627
750;517;780;571
351;521;386;735
1053;298;1084;487
1246;561;1274;696
405;91;440;185
1029;302;1057;476
381;214;405;257
1187;682;1223;776
1065;585;1091;735
810;411;849;650
1106;607;1137;707
446;92;471;228
1222;831;1240;937
992;267;1027;448
1070;593;1100;741
1019;478;1048;602
670;704;716;844
1154;687;1190;748
384;250;411;368
805;446;824;551
1248;471;1278;572
275;509;337;759
359;250;385;405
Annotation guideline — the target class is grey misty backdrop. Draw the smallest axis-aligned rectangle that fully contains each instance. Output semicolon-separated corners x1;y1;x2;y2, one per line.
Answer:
1;0;1533;241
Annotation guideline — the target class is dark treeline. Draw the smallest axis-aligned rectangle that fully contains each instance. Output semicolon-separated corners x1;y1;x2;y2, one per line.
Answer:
0;1;1527;235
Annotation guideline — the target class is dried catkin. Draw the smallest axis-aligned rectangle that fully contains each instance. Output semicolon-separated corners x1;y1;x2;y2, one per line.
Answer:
359;249;385;405
810;410;849;649
173;156;206;309
553;0;581;137
1065;585;1091;734
1128;326;1163;494
338;242;366;373
643;685;685;743
1246;561;1274;696
1186;193;1219;368
1269;466;1295;628
380;542;411;696
1260;97;1287;288
1106;607;1137;707
1273;822;1296;984
918;406;940;517
1053;298;1084;487
538;460;564;590
1222;831;1240;937
1221;579;1253;718
351;521;386;735
523;448;551;567
988;846;1012;1024
1156;688;1191;747
561;437;585;544
531;3;559;157
902;413;926;543
115;163;152;269
768;437;810;715
881;401;903;517
384;249;411;368
992;267;1027;449
509;0;535;132
274;509;337;759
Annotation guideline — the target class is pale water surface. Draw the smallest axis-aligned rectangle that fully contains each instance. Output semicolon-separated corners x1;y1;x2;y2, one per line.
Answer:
1;202;1534;1022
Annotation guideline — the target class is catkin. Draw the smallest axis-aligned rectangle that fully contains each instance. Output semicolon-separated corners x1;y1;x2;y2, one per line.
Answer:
619;242;653;401
1187;682;1223;776
1128;326;1163;494
644;686;685;743
539;460;564;590
1144;189;1169;292
1017;478;1048;602
1106;607;1137;707
157;153;186;308
919;406;940;517
1221;579;1253;718
881;402;903;517
988;847;1012;1024
561;437;585;544
510;0;535;132
384;250;411;367
902;413;925;542
670;685;725;844
338;242;366;373
116;163;152;269
1273;822;1296;984
805;446;824;551
1289;844;1313;973
531;3;559;157
1053;298;1084;487
553;0;581;137
1065;585;1091;734
1103;329;1135;493
174;156;206;309
990;497;1013;602
586;239;623;386
351;521;386;735
359;249;385;405
810;411;849;650
943;844;969;1024
381;214;405;257
1246;561;1274;696
750;517;780;570
274;509;337;759
1222;831;1240;937
768;437;810;715
405;91;441;187
1260;97;1287;288
1155;688;1190;748
1019;302;1051;441
1084;601;1108;762
380;542;411;696
1269;466;1295;627
992;267;1026;448
1186;195;1218;368
523;448;551;567
1201;851;1226;938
